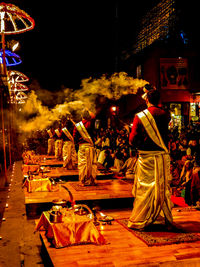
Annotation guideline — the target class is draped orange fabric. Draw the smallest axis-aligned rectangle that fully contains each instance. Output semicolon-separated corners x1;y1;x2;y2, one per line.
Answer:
36;211;105;248
24;178;52;192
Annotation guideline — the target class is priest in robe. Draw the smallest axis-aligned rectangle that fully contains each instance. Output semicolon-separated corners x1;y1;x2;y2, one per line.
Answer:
73;109;97;186
128;86;173;230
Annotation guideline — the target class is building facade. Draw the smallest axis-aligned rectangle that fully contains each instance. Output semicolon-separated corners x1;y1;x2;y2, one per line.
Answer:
123;0;200;130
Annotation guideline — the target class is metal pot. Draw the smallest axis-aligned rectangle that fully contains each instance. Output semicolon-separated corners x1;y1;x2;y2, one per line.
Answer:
52;199;67;208
49;210;63;223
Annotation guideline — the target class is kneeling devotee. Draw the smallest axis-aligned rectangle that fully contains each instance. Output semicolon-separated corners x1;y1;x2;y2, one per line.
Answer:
128;87;173;230
73;109;97;186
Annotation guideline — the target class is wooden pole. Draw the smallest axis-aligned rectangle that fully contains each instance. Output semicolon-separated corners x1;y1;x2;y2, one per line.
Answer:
0;32;8;185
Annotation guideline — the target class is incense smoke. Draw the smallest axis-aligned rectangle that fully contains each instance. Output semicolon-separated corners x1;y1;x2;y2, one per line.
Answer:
18;72;148;133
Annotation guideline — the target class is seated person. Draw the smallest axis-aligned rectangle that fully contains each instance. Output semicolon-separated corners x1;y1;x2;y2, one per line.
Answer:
179;160;194;205
102;148;114;170
119;149;137;179
191;153;200;206
110;150;124;173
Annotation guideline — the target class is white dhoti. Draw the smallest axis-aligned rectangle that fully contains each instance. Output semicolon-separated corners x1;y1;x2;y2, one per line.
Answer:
55;140;63;159
128;150;173;229
78;143;97;185
128;108;173;229
62;141;77;169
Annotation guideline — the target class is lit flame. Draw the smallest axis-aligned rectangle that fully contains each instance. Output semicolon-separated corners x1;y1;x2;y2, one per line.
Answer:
99;212;106;217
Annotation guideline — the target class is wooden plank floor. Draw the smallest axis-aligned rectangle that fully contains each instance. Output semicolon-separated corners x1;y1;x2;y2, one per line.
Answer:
24;179;133;205
43;168;113;180
39;207;200;267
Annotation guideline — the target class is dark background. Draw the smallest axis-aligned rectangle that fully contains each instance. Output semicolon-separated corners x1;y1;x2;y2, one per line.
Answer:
4;0;160;91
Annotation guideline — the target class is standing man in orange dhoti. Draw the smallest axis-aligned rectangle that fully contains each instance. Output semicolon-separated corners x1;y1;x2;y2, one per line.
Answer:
73;109;97;186
128;87;173;230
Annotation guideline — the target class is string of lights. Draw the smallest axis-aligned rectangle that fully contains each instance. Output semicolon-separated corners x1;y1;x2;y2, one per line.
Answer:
134;0;176;53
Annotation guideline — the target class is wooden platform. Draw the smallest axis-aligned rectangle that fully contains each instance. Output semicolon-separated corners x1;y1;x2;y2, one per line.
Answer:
39;159;64;167
45;168;114;180
24;179;133;204
24;179;133;217
39;207;200;266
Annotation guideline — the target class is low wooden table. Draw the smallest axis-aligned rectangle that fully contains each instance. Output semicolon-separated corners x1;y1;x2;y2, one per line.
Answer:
36;210;105;248
39;208;200;267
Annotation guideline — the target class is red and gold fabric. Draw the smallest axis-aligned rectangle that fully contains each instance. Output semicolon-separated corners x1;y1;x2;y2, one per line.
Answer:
35;211;105;248
128;109;173;229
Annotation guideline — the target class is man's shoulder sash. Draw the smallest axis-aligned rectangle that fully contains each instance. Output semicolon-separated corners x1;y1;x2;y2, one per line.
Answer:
75;121;93;145
137;109;168;152
62;127;74;142
47;129;54;138
55;129;62;138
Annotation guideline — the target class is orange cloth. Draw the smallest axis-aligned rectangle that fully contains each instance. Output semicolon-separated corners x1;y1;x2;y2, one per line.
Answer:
36;211;105;248
24;178;52;192
22;164;39;174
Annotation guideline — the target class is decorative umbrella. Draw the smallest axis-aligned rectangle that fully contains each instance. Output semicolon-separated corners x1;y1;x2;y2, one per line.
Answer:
8;70;29;103
0;2;35;182
9;82;29;92
15;91;27;102
0;49;22;66
0;2;35;35
7;70;29;83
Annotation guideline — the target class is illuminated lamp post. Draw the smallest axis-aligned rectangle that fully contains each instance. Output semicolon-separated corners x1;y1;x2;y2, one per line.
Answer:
0;49;22;173
8;71;29;160
109;105;119;128
0;2;35;184
110;105;117;115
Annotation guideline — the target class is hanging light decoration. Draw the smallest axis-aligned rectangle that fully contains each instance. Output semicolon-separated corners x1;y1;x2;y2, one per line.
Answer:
0;2;35;35
0;49;22;66
133;0;176;54
7;70;29;83
0;2;35;184
10;82;29;92
15;91;27;101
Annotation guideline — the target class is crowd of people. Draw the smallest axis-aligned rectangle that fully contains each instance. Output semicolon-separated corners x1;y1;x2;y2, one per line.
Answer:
23;108;200;206
169;121;200;206
21;86;200;234
20;83;200;231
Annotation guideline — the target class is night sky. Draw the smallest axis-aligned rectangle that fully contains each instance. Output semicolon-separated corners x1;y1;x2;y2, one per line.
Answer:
3;0;159;91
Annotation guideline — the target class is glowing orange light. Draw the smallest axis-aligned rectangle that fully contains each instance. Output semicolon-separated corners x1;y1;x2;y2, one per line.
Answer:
111;106;117;112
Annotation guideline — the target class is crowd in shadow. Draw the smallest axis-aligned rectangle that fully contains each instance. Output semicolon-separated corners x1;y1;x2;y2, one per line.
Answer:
21;119;200;206
169;122;200;206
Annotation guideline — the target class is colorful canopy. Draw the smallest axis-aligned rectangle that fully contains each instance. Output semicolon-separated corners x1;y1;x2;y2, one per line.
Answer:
0;2;35;34
0;49;22;66
10;82;29;92
8;70;29;83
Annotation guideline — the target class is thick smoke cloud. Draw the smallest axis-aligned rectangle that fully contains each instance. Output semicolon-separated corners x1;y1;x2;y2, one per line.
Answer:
18;72;148;133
